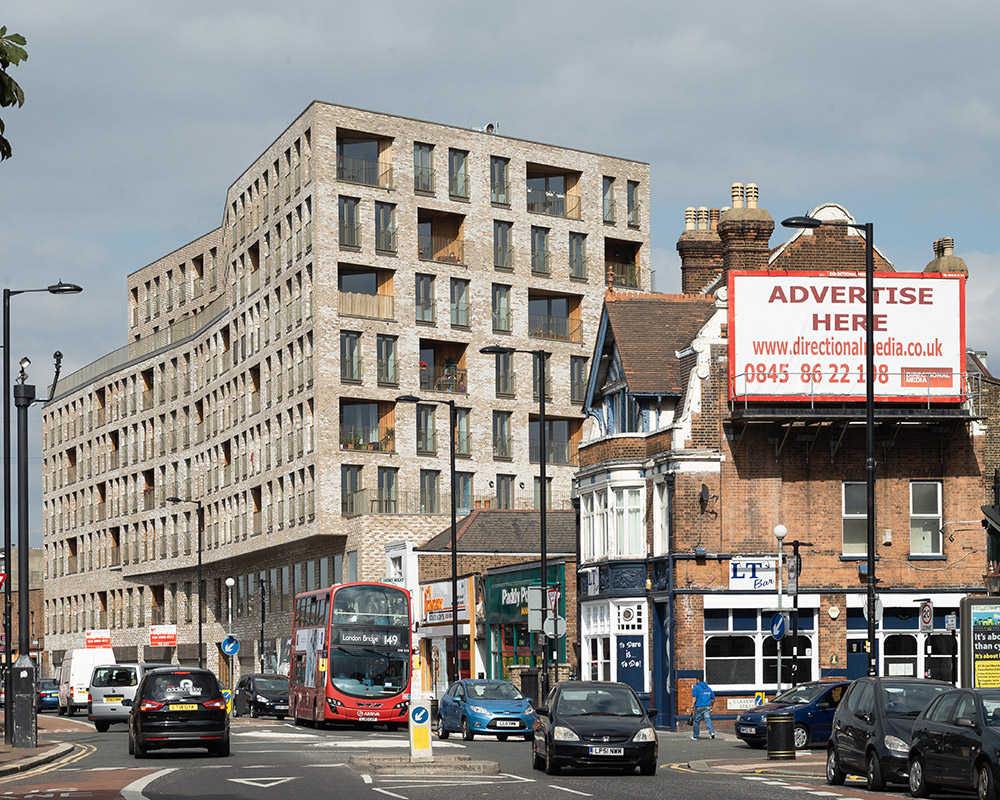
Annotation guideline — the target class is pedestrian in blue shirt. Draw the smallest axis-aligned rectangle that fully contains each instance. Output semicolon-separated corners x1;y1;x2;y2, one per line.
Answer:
691;673;715;740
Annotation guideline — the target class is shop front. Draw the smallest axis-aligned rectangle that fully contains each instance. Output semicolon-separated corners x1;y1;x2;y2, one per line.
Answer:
416;574;476;698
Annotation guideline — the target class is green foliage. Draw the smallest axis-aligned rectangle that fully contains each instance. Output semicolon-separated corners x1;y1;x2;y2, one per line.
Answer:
0;26;28;161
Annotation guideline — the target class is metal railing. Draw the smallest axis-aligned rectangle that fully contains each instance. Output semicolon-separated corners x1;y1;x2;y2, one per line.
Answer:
419;366;467;394
337;156;392;188
414;167;435;193
605;261;642;289
376;226;397;253
339;425;394;452
491;181;510;205
529;313;582;343
339;221;361;248
341;356;363;383
494;244;514;270
418;234;464;264
449;172;470;199
529;438;575;465
531;248;551;275
526;188;581;219
493;307;512;333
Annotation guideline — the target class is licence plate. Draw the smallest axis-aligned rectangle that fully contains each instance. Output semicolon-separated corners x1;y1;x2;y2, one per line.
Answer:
105;696;124;703
275;705;288;710
589;746;624;756
740;726;757;734
496;720;519;727
169;703;198;711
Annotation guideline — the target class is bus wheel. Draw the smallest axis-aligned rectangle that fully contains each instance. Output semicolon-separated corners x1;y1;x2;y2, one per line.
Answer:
386;722;399;732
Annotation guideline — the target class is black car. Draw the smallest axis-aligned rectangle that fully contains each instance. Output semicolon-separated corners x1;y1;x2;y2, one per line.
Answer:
909;687;1000;799
233;673;289;719
531;681;658;776
128;667;230;758
826;676;952;790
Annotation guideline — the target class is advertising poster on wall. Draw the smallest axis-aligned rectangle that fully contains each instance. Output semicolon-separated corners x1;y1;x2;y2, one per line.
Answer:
961;597;1000;687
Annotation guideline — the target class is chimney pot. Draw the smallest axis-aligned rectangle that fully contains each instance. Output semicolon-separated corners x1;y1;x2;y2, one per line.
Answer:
709;208;720;230
941;237;954;257
746;183;759;209
685;207;696;231
731;183;744;209
697;207;709;231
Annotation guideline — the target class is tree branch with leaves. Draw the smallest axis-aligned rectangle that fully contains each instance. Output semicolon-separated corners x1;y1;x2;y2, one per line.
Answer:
0;26;28;162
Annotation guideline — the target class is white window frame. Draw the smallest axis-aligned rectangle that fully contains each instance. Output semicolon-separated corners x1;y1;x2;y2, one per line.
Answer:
842;481;867;556
909;480;942;555
653;481;669;557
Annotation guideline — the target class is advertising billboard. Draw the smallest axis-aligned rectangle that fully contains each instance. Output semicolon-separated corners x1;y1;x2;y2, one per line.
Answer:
728;271;966;402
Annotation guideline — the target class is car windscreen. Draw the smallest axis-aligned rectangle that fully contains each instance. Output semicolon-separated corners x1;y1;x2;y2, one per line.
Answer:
39;680;58;690
467;682;523;701
771;684;827;705
143;673;220;701
255;678;288;692
91;667;138;687
881;682;951;716
556;687;643;716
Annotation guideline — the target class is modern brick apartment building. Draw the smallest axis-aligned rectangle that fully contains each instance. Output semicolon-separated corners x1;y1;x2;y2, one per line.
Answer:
40;102;650;687
576;183;987;728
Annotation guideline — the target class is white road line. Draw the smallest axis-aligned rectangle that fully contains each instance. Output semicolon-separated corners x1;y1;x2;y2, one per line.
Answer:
362;774;373;784
121;768;176;800
807;793;844;797
373;790;408;800
552;786;593;797
743;776;773;781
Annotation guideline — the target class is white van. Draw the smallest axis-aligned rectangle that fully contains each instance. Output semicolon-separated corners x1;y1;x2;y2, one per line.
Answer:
58;648;115;715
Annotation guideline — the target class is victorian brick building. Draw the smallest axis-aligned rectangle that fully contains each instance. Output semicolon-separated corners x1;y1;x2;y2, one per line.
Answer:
576;182;987;728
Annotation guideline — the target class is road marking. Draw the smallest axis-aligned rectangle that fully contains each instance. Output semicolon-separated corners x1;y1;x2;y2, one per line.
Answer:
311;740;464;748
233;730;320;738
552;786;593;797
362;774;373;784
228;777;298;788
373;790;407;800
122;768;176;800
807;793;843;797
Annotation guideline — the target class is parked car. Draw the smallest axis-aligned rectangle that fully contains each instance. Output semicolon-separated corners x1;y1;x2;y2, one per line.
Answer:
37;679;59;711
736;680;850;749
128;667;230;758
436;679;535;741
232;673;289;719
826;676;952;790
908;687;1000;799
89;663;172;732
531;680;658;775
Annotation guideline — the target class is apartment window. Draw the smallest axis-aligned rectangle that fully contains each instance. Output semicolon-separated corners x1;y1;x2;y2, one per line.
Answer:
493;411;512;459
415;274;435;323
494;350;515;396
530;418;573;465
420;470;440;513
496;474;514;510
450;278;470;328
414;142;434;193
602;176;615;222
492;284;512;333
533;476;554;510
494;221;513;270
455;407;471;456
375;202;396;253
532;352;552;402
569;232;587;280
338;138;384;186
340;331;361;383
654;482;669;557
490;156;510;205
416;405;436;454
338;196;360;248
842;482;867;556
341;465;362;515
627;180;640;228
456;473;473;513
571;356;588;404
376;334;398;385
614;488;644;556
531;227;550;275
448;148;469;199
377;467;397;514
910;481;942;555
347;550;358;582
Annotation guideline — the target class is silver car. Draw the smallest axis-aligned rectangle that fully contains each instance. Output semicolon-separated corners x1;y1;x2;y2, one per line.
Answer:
88;663;172;732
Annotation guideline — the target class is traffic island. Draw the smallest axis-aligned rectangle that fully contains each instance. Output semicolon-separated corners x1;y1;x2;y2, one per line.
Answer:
348;753;501;775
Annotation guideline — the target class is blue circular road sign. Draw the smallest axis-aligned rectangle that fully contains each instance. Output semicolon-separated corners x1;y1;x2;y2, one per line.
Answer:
770;612;787;641
410;705;429;725
222;635;240;656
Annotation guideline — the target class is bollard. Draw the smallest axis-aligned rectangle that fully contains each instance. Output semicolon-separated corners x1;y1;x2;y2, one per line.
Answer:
766;711;795;760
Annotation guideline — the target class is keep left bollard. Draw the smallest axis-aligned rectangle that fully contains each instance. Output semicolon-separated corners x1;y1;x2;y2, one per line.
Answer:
408;697;433;762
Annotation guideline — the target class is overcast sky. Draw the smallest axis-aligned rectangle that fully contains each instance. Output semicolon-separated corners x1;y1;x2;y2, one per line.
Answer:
3;0;1000;544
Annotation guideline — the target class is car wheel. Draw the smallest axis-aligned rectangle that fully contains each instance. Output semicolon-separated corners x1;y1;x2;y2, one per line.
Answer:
232;701;240;718
95;721;110;733
461;716;474;741
909;754;930;798
524;732;534;742
545;748;561;775
436;716;449;740
793;724;809;750
133;737;146;759
532;742;544;771
128;731;134;755
497;734;508;742
277;715;285;721
979;761;997;800
214;735;231;757
640;759;657;776
57;703;65;716
867;751;886;792
745;740;765;749
249;702;259;719
826;745;846;785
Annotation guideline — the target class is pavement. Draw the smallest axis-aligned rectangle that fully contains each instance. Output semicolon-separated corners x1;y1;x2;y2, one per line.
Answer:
665;730;827;777
0;710;84;775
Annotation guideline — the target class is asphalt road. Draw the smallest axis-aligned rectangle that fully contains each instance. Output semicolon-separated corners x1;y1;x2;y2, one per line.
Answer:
0;714;952;800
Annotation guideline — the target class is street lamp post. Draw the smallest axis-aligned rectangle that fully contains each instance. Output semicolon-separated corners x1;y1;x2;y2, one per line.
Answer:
773;524;787;693
2;282;82;746
167;497;204;668
480;345;553;698
782;215;878;676
396;394;460;684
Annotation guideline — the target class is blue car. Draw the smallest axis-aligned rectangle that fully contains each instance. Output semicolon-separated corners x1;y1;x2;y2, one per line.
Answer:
37;679;59;711
735;680;849;750
436;679;535;741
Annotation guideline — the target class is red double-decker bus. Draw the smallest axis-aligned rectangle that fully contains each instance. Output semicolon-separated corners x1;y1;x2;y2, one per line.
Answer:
290;581;411;728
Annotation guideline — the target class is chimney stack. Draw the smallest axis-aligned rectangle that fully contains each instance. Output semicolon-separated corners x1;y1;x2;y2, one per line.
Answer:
924;236;967;276
717;180;774;272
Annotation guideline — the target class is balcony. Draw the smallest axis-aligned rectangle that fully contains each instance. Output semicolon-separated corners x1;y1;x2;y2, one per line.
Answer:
606;261;641;289
529;313;582;343
340;291;394;321
337;156;392;188
340;425;394;452
418;234;464;265
343;488;454;517
526;187;581;219
419;365;467;394
530;437;576;465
